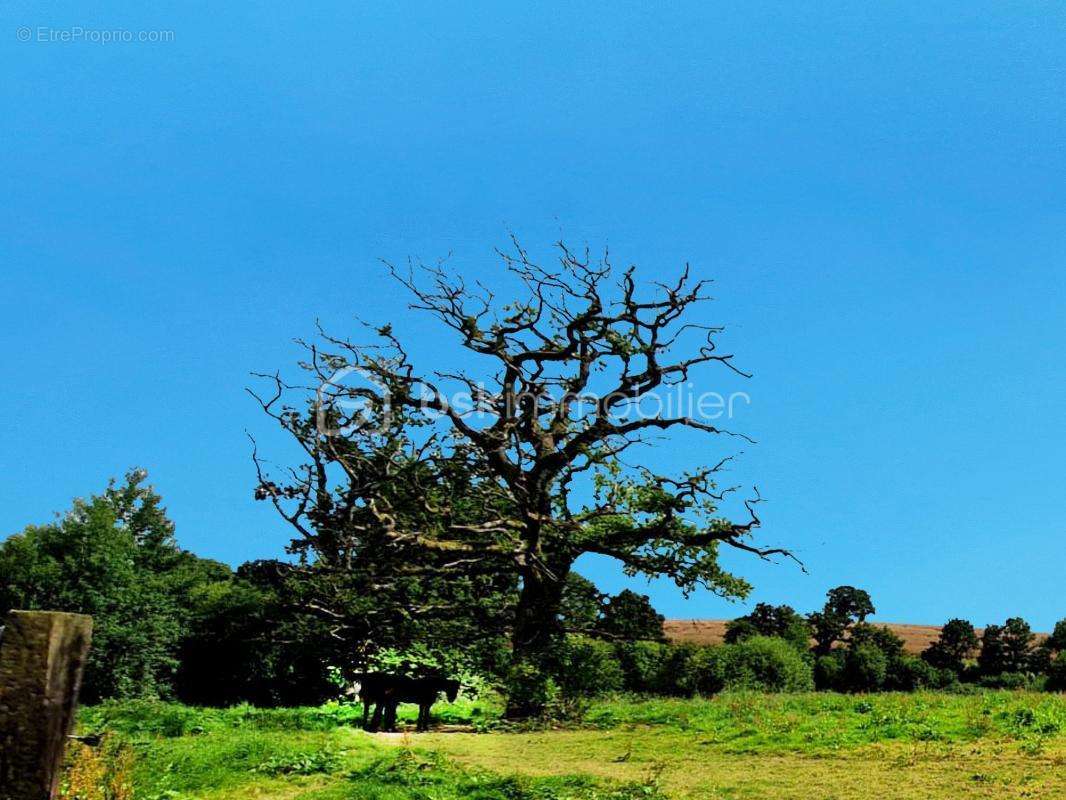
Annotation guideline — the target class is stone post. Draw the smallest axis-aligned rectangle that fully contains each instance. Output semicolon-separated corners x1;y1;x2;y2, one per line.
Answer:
0;611;93;800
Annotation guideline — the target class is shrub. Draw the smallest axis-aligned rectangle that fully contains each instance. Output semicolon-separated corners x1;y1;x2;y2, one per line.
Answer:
885;655;955;691
977;672;1040;690
842;644;887;692
504;661;558;718
848;624;905;659
598;590;666;642
696;637;814;694
922;619;979;674
553;637;624;698
1047;651;1066;692
808;586;875;656
723;619;761;644
655;643;702;696
558;573;604;634
1029;645;1053;676
979;618;1036;676
724;603;811;651
685;646;724;695
613;641;669;693
1049;619;1066;653
814;652;846;691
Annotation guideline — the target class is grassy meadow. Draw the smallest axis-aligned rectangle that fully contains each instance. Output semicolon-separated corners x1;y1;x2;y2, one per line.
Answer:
66;691;1066;800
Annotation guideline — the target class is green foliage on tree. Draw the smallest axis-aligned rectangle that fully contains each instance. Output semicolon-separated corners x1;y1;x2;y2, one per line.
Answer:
552;636;625;700
805;595;951;692
175;560;359;706
1047;651;1066;692
725;603;811;651
841;644;888;692
559;575;666;642
1029;618;1066;678
848;623;905;660
558;573;604;634
0;470;228;702
696;636;814;694
979;617;1036;676
1048;619;1066;653
814;652;845;691
922;618;979;674
807;586;875;656
613;640;672;693
599;589;666;642
0;468;515;705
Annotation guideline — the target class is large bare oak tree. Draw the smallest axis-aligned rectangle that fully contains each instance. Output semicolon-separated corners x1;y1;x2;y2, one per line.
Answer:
252;240;794;717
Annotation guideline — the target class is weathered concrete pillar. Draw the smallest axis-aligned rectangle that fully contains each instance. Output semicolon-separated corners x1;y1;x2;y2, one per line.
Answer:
0;611;93;800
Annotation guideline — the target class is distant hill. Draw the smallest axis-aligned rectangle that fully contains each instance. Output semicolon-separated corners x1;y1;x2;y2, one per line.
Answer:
664;620;1049;655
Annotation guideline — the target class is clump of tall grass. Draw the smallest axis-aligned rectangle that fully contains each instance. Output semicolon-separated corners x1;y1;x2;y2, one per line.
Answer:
79;695;499;738
60;736;134;800
347;747;667;800
580;690;1066;751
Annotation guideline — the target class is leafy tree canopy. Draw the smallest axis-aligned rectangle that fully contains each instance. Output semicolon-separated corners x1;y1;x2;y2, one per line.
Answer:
725;602;810;651
922;618;979;674
807;586;875;656
0;469;228;701
978;617;1036;676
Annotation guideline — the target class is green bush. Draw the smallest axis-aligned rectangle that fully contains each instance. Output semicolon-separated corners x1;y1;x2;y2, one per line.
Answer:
885;655;955;691
685;646;723;695
922;618;979;675
613;641;670;693
977;672;1042;690
814;652;846;691
1047;651;1066;692
554;636;624;698
724;603;811;652
695;637;814;694
979;618;1036;676
655;643;703;696
849;624;905;659
842;644;888;692
504;661;559;718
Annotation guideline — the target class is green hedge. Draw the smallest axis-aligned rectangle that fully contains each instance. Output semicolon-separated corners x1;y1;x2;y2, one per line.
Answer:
612;636;813;696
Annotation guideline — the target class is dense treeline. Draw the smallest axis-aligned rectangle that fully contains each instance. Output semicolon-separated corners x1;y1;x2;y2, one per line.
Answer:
0;470;517;704
1;471;1063;705
0;471;658;704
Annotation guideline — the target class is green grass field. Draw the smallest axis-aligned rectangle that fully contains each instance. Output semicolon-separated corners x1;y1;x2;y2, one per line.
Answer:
67;692;1066;800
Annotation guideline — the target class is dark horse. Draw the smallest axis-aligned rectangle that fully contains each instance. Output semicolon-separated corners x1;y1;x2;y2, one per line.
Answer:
356;673;460;732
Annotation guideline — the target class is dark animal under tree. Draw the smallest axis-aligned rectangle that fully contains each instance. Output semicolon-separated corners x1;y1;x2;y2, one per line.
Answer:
356;673;460;732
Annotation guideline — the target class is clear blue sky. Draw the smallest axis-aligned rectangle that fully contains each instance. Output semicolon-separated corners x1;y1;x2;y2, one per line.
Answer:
3;2;1064;629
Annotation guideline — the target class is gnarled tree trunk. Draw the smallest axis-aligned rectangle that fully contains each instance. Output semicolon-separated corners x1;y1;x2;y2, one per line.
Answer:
504;557;570;719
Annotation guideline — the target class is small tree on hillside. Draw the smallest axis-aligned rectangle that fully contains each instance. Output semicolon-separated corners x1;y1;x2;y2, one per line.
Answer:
725;602;811;650
1033;619;1066;676
808;586;875;656
978;617;1036;676
1048;619;1066;653
848;622;905;659
922;618;979;674
253;240;795;717
599;589;666;642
